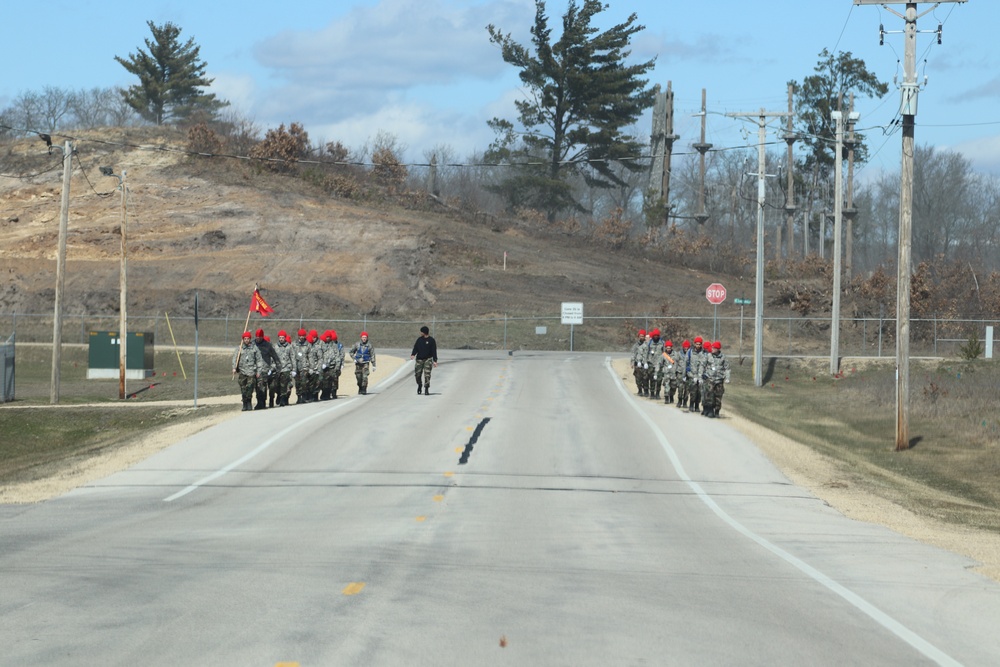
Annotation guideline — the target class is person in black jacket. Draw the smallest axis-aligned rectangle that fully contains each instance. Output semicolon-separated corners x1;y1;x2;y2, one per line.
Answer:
410;325;438;395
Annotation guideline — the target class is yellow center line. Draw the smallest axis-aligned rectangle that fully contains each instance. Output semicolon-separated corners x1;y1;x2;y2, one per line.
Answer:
275;663;300;667
342;582;366;596
443;471;454;478
433;494;444;502
415;515;427;522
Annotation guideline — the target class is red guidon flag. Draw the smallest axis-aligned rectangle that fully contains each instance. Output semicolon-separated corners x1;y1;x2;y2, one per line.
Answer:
250;287;274;317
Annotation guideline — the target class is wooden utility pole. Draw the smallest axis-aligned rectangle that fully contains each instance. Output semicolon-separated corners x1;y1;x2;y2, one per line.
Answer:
855;0;967;450
694;89;712;226
648;82;679;227
727;108;791;387
784;85;797;261
830;102;858;376
49;140;72;404
118;170;128;400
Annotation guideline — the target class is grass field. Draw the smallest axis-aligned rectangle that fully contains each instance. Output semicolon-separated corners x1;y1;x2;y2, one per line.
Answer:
726;355;1000;533
2;345;999;536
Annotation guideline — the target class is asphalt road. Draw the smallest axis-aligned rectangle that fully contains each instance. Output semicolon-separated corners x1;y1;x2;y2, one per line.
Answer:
3;351;999;666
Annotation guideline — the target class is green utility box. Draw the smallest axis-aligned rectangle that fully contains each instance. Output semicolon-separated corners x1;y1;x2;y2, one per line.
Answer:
87;331;155;380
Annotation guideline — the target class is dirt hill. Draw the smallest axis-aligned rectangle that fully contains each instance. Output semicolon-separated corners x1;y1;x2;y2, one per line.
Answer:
1;128;756;337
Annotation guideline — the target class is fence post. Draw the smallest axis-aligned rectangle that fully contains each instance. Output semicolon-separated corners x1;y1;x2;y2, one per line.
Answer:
987;325;994;360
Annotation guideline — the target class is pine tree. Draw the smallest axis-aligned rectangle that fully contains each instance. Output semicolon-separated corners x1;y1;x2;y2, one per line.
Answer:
115;21;228;125
486;1;656;221
791;49;888;171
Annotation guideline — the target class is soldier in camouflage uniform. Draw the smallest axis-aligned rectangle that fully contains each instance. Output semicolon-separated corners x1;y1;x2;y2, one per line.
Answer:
232;331;264;411
306;330;322;402
330;330;345;398
630;329;647;396
701;341;731;418
272;330;296;407
291;328;313;404
676;340;692;408
646;328;665;399
688;337;709;413
348;331;376;395
319;330;343;400
253;328;279;410
657;340;679;404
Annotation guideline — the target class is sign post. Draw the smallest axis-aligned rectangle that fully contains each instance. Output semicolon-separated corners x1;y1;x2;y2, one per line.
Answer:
734;297;751;358
561;302;584;351
705;283;726;340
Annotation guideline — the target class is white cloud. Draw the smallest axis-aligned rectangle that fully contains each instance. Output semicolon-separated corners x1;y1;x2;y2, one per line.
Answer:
253;0;528;89
949;134;1000;175
236;0;534;161
209;71;258;111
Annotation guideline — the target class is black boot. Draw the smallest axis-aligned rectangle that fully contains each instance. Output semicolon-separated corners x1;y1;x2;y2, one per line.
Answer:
242;399;251;411
417;383;422;394
424;384;430;395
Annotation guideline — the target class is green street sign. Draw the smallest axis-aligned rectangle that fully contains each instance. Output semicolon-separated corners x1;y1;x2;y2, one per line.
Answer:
734;298;752;305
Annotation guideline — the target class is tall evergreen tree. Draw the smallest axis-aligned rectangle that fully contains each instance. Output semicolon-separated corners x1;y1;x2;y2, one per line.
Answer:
790;49;888;171
115;21;228;125
486;1;656;220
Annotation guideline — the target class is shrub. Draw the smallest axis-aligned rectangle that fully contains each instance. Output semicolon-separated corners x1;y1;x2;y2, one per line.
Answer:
958;332;984;360
186;123;222;157
249;122;310;172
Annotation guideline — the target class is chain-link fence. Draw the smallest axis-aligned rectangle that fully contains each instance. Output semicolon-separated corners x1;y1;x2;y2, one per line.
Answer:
2;311;997;359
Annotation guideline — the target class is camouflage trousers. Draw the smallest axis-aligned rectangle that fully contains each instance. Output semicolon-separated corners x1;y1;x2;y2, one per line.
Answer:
662;375;678;400
237;373;256;402
676;375;689;403
688;376;702;406
703;380;726;411
294;371;317;400
634;365;649;394
320;367;339;398
414;358;434;387
255;371;273;405
354;362;371;390
275;371;293;401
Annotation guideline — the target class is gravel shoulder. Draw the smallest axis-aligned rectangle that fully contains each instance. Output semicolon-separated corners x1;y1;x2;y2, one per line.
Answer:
6;356;999;584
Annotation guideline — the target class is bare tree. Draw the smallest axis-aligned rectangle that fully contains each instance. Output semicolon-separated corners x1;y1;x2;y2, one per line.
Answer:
107;87;140;127
912;145;976;263
69;87;119;128
8;91;43;134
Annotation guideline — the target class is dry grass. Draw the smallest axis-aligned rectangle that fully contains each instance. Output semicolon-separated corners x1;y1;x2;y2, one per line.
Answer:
727;357;1000;533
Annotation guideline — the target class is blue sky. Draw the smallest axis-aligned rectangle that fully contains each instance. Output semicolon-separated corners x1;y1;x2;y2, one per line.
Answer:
2;0;996;175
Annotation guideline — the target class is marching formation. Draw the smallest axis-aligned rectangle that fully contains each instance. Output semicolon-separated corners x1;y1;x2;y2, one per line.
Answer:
630;329;731;418
232;328;375;411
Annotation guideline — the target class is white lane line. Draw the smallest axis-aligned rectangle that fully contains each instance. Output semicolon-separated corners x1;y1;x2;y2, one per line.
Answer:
165;361;414;502
605;357;962;667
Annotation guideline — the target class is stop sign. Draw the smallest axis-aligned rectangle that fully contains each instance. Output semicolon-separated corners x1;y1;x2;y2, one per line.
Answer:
705;282;727;305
